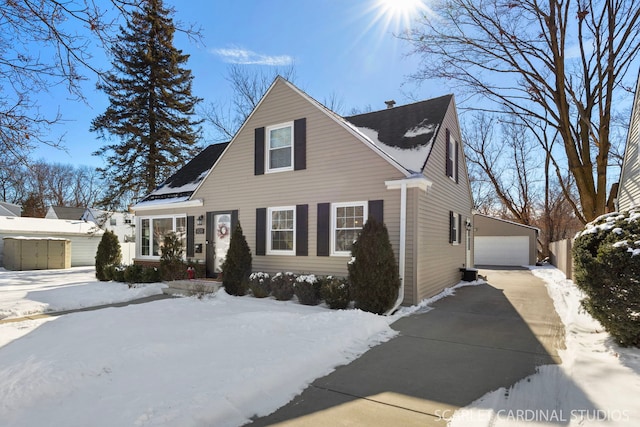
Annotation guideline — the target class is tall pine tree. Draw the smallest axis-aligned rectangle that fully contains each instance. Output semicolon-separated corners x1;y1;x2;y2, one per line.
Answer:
91;0;202;207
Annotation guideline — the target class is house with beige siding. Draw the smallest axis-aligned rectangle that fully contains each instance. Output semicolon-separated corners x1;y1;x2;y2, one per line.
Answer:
617;70;640;212
132;77;474;305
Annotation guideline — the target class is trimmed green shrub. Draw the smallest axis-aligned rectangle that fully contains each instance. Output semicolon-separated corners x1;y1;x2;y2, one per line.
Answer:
160;232;186;281
573;210;640;347
294;274;321;305
271;272;296;301
348;216;400;315
124;264;144;284
95;230;122;281
221;222;252;296
249;272;271;298
142;266;161;283
320;276;351;309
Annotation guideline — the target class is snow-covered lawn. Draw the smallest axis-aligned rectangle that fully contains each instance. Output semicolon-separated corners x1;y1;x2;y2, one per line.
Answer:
0;267;399;427
0;267;166;320
450;266;640;427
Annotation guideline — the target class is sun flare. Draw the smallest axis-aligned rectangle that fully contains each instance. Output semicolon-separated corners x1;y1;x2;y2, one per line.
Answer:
372;0;430;33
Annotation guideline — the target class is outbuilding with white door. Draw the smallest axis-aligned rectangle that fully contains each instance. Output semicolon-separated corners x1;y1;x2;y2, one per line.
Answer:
473;214;539;266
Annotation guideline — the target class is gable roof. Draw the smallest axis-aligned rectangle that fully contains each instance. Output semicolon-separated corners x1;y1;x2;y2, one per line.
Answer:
344;95;452;173
46;206;86;220
0;201;21;217
135;142;229;207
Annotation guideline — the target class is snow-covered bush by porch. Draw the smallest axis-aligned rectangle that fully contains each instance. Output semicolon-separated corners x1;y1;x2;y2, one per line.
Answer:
320;276;351;309
294;274;321;305
271;272;295;301
249;272;271;298
573;209;640;347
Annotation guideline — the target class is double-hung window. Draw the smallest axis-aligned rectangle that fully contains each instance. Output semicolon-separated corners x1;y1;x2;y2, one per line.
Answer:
332;202;367;256
267;122;293;172
140;215;186;258
267;207;295;255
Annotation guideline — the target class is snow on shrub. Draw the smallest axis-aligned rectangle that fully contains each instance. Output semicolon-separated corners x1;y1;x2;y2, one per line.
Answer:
249;272;271;298
294;274;321;305
320;276;351;310
573;209;640;347
271;272;296;301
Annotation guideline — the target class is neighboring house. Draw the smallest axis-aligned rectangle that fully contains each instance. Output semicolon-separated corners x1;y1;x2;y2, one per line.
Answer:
0;202;21;217
473;214;539;266
45;206;86;220
0;216;103;267
617;70;640;212
132;77;474;305
81;209;136;264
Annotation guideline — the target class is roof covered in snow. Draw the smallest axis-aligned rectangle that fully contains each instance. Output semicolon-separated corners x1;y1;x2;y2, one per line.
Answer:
344;95;452;173
0;202;21;217
137;142;229;205
0;216;103;236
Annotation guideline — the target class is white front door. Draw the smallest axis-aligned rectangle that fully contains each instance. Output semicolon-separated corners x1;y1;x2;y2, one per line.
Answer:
213;214;231;273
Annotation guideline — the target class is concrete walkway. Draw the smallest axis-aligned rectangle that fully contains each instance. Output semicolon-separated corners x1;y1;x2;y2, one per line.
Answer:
0;294;174;324
247;268;565;426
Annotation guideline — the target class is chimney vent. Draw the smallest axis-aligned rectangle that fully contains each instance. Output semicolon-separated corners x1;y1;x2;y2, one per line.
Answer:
385;100;396;109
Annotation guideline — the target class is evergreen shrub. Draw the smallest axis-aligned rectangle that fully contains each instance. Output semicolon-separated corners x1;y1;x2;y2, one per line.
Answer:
573;210;640;347
249;272;271;298
271;272;296;301
320;276;351;309
124;264;144;284
294;274;321;305
95;230;122;281
160;232;186;281
141;266;161;283
348;216;400;315
221;222;252;296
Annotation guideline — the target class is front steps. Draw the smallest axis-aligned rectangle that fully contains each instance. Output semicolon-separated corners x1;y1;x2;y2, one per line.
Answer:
162;279;222;297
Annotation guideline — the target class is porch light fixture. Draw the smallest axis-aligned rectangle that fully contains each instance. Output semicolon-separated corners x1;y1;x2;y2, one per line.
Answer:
197;215;204;226
465;218;472;230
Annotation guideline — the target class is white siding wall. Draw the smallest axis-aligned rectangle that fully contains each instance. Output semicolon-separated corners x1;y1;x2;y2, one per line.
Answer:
618;78;640;212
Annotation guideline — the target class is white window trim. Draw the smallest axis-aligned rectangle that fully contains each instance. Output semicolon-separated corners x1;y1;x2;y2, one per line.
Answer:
448;138;457;181
266;121;294;173
137;214;187;259
452;212;460;246
267;206;296;256
331;201;368;257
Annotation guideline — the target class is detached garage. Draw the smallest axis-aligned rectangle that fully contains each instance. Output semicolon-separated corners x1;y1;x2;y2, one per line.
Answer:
474;214;539;266
0;216;103;268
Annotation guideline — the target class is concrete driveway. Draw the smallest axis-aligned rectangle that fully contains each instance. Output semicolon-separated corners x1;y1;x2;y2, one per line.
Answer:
247;268;565;426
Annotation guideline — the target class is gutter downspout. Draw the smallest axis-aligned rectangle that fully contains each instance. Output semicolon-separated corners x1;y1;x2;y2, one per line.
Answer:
386;181;407;315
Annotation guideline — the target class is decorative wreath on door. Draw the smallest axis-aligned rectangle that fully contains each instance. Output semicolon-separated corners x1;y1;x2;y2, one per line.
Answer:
217;223;229;239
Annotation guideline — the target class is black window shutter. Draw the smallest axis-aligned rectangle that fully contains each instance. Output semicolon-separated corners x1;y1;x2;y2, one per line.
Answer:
256;208;266;256
230;210;239;231
449;211;455;244
296;204;308;256
317;203;330;256
186;216;195;258
255;127;265;176
458;214;462;243
294;118;306;171
368;200;384;224
445;128;452;178
455;140;460;183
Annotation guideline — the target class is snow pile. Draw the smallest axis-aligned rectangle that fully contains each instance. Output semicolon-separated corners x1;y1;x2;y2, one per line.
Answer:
449;266;640;426
0;268;396;427
0;267;166;320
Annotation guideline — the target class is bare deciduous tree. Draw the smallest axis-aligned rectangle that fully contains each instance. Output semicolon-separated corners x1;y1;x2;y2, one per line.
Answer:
405;0;640;223
202;64;297;141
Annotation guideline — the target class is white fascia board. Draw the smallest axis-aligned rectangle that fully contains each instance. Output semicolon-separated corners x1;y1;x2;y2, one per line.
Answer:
385;176;432;192
131;199;204;212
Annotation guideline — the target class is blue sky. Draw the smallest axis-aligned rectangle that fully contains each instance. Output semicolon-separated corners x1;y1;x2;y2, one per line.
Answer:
33;0;443;168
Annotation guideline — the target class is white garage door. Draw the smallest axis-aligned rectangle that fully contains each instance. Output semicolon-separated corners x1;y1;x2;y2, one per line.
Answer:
475;236;529;266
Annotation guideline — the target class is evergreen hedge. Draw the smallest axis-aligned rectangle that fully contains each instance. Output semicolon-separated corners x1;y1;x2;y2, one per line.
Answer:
294;274;321;305
348;216;400;314
95;230;122;281
573;210;640;347
160;231;185;281
271;272;296;301
221;222;252;296
320;276;351;309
